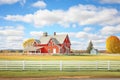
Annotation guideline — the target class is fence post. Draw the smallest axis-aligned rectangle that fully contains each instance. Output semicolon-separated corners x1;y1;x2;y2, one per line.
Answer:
60;61;62;71
96;61;98;70
41;63;42;71
79;62;80;70
107;61;110;70
22;61;25;70
6;61;8;70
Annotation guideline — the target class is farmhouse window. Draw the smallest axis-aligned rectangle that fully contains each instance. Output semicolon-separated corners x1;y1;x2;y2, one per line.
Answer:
48;49;50;53
48;43;50;46
52;43;54;46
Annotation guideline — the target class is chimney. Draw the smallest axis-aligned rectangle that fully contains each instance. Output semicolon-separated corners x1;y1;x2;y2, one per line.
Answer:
43;32;48;37
54;32;56;36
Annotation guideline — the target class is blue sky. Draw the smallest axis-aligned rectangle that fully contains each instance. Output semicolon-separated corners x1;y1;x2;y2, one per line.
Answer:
0;0;120;50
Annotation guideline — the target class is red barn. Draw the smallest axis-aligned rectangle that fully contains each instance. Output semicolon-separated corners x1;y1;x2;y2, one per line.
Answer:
24;32;71;54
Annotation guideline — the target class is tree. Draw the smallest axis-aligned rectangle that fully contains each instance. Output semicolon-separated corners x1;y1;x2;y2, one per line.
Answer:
23;38;35;48
86;40;93;53
106;36;120;53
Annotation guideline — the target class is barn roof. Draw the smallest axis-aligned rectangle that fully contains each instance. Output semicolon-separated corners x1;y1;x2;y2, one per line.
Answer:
39;34;67;44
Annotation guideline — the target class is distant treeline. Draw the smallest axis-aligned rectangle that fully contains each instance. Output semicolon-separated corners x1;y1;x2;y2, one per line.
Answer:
71;49;107;53
0;49;106;53
0;50;23;53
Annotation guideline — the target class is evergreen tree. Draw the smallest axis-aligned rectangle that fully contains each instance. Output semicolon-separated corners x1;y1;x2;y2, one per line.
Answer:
87;40;93;53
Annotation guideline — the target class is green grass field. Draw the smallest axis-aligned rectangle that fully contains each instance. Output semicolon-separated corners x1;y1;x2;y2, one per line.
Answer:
0;71;120;78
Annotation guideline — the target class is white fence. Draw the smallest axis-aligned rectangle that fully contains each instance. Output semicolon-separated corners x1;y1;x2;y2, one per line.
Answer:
0;61;120;71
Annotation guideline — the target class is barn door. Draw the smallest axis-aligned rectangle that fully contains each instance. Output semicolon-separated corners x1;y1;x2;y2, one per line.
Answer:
53;48;56;54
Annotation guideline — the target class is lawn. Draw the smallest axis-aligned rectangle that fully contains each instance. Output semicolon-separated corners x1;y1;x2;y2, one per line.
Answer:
0;71;120;78
0;53;120;60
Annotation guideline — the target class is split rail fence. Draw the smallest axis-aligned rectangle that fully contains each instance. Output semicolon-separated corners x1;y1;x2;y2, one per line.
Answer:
0;61;120;71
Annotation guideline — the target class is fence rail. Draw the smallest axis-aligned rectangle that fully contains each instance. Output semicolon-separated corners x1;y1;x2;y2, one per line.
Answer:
0;61;120;71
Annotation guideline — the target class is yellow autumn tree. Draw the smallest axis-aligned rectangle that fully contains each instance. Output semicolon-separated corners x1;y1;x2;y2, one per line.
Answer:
106;36;120;53
23;38;35;48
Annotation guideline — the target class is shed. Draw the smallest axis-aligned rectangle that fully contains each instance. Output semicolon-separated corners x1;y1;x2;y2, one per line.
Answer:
90;48;98;55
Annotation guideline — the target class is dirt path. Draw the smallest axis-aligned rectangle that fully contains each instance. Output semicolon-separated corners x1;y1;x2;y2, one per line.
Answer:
0;76;90;80
0;78;57;80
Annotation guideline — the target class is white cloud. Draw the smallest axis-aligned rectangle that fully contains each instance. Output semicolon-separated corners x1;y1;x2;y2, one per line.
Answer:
20;0;26;6
4;4;120;27
32;0;46;8
0;26;24;36
101;25;120;35
30;31;43;39
0;0;26;5
94;45;105;50
92;38;106;49
0;0;19;5
6;36;23;42
57;31;104;41
5;14;33;23
0;26;24;49
71;41;83;45
75;32;104;41
76;32;88;38
80;8;119;25
83;27;92;32
71;41;87;50
100;0;120;4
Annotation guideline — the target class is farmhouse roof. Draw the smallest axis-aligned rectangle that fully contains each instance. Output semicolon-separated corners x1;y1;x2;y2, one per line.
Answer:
24;46;43;51
35;39;40;43
39;34;68;44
